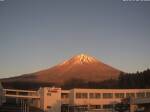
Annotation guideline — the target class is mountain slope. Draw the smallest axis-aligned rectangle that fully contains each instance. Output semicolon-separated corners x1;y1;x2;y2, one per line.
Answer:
1;54;121;85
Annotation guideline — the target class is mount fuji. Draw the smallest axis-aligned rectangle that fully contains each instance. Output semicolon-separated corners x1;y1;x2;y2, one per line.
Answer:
2;54;121;86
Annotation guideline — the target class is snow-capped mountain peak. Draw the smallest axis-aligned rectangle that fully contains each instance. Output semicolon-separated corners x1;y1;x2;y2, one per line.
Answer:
71;53;97;64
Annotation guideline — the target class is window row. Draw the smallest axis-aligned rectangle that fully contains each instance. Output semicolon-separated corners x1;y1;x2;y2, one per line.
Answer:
75;92;150;99
76;93;113;99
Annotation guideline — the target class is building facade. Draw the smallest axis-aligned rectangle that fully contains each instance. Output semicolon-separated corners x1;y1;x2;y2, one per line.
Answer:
61;88;150;112
1;87;150;112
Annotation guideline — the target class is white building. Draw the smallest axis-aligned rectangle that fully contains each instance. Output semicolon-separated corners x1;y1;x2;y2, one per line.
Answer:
38;87;61;112
1;87;150;112
61;88;150;112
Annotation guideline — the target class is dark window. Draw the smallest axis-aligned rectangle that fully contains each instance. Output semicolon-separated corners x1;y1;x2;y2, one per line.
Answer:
89;93;101;99
82;93;88;99
146;92;150;97
115;93;125;98
103;93;113;99
90;105;101;109
61;93;69;99
103;104;113;109
76;93;82;99
126;93;135;98
89;93;94;98
47;93;51;96
47;106;51;108
136;92;145;98
95;93;101;99
76;93;88;99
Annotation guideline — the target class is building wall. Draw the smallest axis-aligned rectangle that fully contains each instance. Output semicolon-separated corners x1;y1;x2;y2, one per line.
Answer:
28;91;40;108
2;86;150;112
61;90;69;104
37;87;150;111
39;87;61;112
29;99;40;108
68;88;150;109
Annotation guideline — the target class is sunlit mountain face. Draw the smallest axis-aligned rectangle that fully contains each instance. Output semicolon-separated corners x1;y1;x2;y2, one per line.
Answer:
1;54;121;86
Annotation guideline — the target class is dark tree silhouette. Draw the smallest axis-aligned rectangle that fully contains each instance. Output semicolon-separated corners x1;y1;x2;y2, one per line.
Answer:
118;69;150;89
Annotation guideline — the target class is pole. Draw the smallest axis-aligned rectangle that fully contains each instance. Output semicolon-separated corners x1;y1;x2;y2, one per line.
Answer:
68;105;69;112
25;103;27;112
21;99;22;112
27;103;29;112
22;100;25;112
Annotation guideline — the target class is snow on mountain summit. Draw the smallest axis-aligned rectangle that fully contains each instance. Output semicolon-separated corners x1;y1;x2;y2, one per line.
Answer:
60;53;98;65
71;53;97;64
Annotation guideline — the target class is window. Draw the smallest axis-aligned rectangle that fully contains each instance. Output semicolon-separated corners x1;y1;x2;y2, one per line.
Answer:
89;93;94;98
136;92;145;98
95;93;101;99
61;93;69;99
47;106;51;109
89;93;101;99
82;93;88;99
103;93;113;99
115;93;125;98
103;104;113;109
95;105;101;109
126;93;135;98
76;93;88;99
90;105;101;109
146;92;150;97
47;93;51;96
76;93;82;99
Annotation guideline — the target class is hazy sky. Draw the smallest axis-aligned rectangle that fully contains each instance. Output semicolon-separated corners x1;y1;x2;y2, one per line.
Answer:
0;0;150;78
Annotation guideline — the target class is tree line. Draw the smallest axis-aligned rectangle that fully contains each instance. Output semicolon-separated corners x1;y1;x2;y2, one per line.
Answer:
118;68;150;89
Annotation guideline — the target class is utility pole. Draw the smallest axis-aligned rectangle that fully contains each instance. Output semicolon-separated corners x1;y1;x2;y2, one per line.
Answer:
27;103;29;112
68;105;69;112
22;99;24;112
21;99;22;112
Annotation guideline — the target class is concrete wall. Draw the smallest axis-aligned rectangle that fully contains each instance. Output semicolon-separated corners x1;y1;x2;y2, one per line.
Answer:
3;86;150;112
39;87;61;112
68;88;150;109
61;90;69;104
28;91;40;108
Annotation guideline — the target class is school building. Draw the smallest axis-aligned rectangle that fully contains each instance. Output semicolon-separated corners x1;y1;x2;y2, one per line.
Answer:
0;83;150;112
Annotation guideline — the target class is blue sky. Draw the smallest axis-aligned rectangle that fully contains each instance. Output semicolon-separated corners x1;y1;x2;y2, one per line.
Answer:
0;0;150;78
